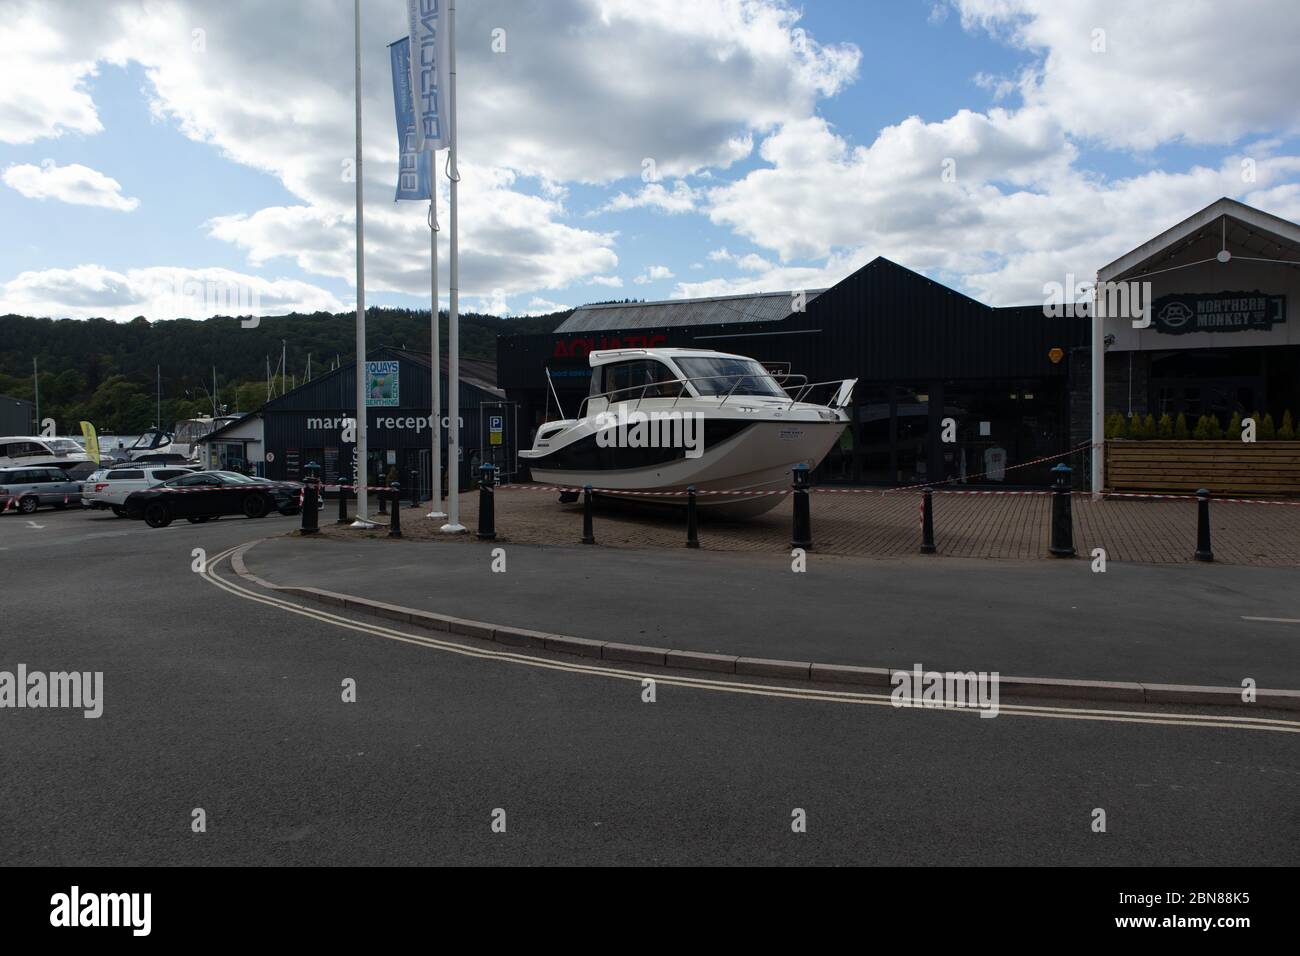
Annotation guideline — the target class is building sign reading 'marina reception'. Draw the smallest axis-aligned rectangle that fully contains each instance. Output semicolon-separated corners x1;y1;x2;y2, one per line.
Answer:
1151;291;1286;335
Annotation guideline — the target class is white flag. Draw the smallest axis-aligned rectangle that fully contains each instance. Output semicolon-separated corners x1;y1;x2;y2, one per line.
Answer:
406;0;451;151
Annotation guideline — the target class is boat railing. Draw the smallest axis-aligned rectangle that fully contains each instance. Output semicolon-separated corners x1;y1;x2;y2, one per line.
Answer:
574;370;842;419
786;378;858;409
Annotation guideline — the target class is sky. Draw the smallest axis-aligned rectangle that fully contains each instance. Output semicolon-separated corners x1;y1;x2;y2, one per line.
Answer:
1;0;1298;321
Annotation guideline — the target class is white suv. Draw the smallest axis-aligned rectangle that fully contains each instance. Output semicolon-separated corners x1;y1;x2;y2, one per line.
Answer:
82;465;197;517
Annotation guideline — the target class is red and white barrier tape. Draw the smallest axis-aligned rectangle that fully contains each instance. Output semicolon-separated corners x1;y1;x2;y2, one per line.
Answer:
495;481;1299;506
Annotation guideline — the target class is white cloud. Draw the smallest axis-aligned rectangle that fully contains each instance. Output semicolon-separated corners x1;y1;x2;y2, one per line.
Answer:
524;297;569;315
954;0;1300;151
634;264;674;285
0;3;117;143
0;264;344;320
707;247;773;272
206;164;619;297
3;160;139;210
598;180;700;215
586;275;623;288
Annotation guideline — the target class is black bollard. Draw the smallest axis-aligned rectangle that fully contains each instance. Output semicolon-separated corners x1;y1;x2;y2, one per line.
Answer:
581;485;595;545
791;464;812;550
1194;488;1214;562
336;480;350;525
388;483;401;538
477;463;496;540
685;486;699;548
409;468;420;508
299;468;319;535
920;488;936;554
1049;463;1075;557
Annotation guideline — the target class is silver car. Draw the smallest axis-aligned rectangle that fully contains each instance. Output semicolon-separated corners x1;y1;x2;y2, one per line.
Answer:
0;466;84;515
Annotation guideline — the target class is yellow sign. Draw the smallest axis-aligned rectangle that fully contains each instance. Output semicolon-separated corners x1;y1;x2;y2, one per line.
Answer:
1048;347;1064;364
79;421;100;463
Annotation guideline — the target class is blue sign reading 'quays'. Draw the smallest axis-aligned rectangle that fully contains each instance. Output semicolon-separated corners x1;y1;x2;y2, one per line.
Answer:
365;361;400;406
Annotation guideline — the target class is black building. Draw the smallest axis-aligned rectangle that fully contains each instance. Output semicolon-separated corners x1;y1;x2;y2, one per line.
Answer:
498;257;1088;487
0;394;35;435
240;346;507;496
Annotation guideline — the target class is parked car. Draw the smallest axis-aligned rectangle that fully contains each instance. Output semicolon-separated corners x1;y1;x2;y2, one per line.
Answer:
82;464;198;517
0;465;84;514
124;470;305;528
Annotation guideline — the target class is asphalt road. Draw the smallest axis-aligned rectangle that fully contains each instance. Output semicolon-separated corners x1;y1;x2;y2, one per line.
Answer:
250;532;1300;688
1;506;1297;865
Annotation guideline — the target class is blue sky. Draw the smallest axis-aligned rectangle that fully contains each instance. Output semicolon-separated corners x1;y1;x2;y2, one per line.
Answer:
1;0;1297;319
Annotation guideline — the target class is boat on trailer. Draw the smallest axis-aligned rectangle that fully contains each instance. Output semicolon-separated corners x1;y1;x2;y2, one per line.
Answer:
519;347;855;517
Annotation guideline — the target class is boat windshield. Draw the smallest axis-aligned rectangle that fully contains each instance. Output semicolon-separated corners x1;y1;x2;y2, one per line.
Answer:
674;357;787;398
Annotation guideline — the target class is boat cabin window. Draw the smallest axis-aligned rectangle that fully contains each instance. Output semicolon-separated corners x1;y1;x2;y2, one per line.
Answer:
601;359;680;400
3;440;46;459
675;356;787;398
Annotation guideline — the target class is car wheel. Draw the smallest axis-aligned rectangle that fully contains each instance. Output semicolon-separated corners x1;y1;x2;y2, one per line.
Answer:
18;496;38;514
143;502;173;528
242;493;269;519
111;506;127;518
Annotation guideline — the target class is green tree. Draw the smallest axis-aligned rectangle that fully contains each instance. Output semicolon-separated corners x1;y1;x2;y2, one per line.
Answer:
1174;412;1190;440
1227;411;1242;439
1157;412;1173;438
1279;410;1296;441
1260;412;1276;440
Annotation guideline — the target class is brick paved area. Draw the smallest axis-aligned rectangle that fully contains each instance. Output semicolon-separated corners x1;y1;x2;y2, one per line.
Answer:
331;485;1300;567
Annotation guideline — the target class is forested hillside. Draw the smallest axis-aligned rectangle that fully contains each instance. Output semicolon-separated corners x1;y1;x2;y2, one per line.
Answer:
0;307;567;435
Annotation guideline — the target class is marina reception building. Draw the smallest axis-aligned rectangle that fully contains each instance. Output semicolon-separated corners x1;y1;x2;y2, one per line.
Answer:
203;346;506;496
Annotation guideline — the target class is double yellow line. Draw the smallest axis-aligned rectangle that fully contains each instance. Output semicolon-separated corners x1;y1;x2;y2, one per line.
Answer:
201;545;1300;735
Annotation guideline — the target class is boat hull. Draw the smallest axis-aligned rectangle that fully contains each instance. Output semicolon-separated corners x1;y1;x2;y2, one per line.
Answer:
522;418;845;517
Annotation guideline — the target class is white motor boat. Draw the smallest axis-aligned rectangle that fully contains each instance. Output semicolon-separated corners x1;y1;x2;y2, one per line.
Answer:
520;348;855;517
116;427;196;465
0;435;93;469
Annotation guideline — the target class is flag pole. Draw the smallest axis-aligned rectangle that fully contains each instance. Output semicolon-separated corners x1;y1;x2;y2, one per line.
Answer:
352;0;374;527
440;0;465;533
428;192;446;518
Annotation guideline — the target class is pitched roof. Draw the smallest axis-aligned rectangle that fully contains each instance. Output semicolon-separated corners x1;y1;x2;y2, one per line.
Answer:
555;289;826;332
381;346;503;397
1098;197;1300;282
